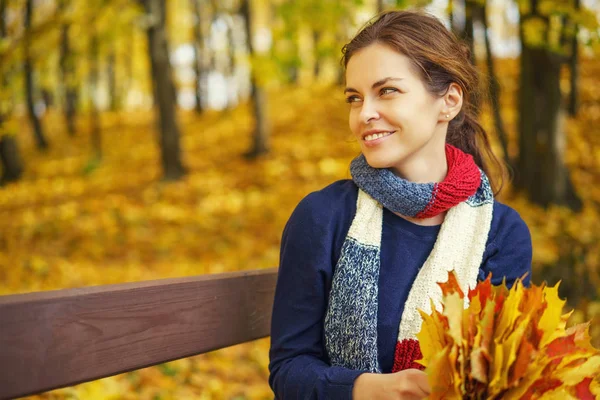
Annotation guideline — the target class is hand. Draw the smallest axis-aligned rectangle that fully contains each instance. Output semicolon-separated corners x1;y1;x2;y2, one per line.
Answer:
352;369;431;400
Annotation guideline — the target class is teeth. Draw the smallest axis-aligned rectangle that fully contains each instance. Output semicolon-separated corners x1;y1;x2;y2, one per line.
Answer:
364;132;392;142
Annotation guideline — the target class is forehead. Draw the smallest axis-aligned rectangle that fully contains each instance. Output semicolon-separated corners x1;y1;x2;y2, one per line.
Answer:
345;43;418;86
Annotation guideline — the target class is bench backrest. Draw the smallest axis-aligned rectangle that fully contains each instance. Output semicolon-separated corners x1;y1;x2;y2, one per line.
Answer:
0;268;278;400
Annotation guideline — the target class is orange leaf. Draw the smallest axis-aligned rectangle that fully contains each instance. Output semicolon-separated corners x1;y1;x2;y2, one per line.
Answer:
520;377;562;400
575;378;595;400
509;339;535;386
439;271;465;298
468;273;492;304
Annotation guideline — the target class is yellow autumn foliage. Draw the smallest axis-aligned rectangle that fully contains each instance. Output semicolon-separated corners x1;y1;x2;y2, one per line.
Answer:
418;272;600;399
0;57;599;398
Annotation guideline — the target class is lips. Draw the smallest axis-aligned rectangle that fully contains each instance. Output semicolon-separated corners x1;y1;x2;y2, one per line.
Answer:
361;130;395;147
363;131;394;142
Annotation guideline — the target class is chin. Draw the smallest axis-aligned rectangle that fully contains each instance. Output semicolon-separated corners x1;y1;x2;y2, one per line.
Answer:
364;155;398;169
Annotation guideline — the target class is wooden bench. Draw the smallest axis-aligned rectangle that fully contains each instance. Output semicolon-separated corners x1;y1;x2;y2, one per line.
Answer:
0;268;278;400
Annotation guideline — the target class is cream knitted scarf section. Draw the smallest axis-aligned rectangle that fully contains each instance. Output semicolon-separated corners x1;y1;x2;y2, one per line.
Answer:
323;170;494;373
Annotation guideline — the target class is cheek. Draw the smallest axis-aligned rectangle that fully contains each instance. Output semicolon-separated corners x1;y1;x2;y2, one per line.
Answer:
349;108;361;134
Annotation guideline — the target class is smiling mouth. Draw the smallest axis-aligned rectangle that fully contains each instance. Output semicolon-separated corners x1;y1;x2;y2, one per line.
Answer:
363;131;395;142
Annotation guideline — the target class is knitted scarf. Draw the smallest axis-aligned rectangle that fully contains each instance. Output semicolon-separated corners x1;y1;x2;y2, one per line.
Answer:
323;144;494;373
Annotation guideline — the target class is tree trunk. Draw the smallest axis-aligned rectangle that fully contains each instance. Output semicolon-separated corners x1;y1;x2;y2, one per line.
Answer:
377;0;384;13
59;18;78;136
227;18;236;76
313;30;322;80
0;134;24;185
89;26;101;160
287;30;299;84
142;0;186;180
190;0;204;113
0;0;5;36
482;1;510;165
24;0;49;150
568;0;580;116
463;0;476;65
226;16;237;109
516;10;581;210
0;1;23;184
124;25;135;108
107;50;118;111
241;0;270;158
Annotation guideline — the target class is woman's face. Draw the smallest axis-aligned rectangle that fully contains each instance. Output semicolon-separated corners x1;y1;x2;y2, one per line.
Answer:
345;43;449;177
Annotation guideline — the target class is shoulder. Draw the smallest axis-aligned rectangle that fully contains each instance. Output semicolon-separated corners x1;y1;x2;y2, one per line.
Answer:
292;179;358;221
480;200;532;286
489;200;531;246
281;180;358;262
488;201;531;250
283;180;358;238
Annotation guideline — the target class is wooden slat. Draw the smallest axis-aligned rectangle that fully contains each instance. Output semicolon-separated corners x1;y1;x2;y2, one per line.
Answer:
0;268;278;400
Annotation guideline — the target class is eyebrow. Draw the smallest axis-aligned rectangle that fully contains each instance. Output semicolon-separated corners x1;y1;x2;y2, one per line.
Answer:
344;77;404;94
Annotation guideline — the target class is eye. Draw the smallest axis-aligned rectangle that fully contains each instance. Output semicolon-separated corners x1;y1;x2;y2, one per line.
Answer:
345;95;362;104
380;87;398;96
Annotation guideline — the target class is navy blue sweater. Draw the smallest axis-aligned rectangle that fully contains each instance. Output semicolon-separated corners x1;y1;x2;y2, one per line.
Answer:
268;180;532;399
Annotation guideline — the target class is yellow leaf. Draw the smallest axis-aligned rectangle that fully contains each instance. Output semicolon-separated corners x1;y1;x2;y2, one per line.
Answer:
493;280;524;342
469;348;488;384
537;387;579;400
426;346;462;400
469;299;496;384
443;292;464;344
490;314;531;396
538;283;567;347
417;303;448;367
556;355;600;386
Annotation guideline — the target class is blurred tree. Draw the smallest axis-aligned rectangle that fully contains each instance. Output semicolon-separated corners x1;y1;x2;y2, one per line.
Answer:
139;0;186;180
275;0;369;86
452;0;480;116
481;0;509;165
225;13;238;109
448;0;454;32
58;0;78;136
88;20;101;160
24;0;49;150
190;0;206;114
312;30;322;79
106;49;117;111
567;0;581;116
0;0;23;184
0;132;23;185
462;0;476;65
273;2;301;84
241;0;270;158
515;0;589;210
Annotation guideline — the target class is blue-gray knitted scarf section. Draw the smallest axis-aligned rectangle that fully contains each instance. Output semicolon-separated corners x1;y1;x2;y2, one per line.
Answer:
323;236;381;372
350;154;434;217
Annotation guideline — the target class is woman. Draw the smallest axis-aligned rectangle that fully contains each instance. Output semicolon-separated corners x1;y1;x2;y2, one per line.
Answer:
269;10;532;400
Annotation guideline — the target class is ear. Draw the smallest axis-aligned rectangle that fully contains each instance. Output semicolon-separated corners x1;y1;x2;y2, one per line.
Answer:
440;82;463;122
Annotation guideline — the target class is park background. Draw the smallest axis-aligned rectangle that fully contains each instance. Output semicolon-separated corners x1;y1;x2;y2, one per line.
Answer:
1;0;600;398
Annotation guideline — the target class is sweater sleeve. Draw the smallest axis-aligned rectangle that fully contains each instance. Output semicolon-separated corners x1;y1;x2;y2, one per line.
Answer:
479;203;533;288
268;190;365;399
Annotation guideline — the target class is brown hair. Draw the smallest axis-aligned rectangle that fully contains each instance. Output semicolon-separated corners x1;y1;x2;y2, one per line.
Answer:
342;10;507;194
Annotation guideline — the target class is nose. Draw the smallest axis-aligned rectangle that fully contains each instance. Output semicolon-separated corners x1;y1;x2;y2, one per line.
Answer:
359;98;380;124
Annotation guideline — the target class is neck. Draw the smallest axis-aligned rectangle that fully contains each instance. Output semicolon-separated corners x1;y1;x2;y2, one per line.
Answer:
390;144;448;183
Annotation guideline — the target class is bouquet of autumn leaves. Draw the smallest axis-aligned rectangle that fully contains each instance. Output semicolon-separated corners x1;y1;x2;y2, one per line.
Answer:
417;272;600;399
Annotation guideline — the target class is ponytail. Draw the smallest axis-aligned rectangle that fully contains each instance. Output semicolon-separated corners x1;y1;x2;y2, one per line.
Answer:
446;106;508;195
